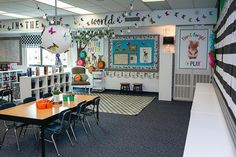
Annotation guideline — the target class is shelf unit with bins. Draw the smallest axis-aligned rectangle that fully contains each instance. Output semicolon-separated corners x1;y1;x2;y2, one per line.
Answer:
92;70;105;92
20;72;71;100
0;70;22;87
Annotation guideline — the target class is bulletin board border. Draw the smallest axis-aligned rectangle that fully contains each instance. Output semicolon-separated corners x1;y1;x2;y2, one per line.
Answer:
108;34;159;71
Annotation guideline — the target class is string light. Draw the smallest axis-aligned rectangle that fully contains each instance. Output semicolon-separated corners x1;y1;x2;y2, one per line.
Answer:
130;3;133;11
43;13;47;19
127;27;131;33
50;20;55;24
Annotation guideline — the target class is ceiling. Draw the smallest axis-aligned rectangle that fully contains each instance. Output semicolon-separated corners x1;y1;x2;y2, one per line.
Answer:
0;0;217;20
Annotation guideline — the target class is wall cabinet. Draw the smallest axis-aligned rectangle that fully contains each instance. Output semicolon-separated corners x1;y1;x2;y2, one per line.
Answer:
20;72;70;100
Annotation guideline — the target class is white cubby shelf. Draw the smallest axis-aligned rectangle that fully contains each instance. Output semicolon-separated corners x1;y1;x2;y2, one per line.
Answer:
20;72;71;101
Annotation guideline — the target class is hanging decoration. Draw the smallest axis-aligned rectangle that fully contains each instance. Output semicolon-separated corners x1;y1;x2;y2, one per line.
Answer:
41;25;71;54
208;32;216;68
97;55;105;69
79;51;87;59
77;58;85;66
55;53;62;67
105;71;159;79
88;66;96;73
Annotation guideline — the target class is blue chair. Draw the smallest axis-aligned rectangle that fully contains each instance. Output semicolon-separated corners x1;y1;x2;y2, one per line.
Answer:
67;101;88;140
42;93;53;98
0;102;26;151
23;97;36;103
80;97;100;132
44;109;73;156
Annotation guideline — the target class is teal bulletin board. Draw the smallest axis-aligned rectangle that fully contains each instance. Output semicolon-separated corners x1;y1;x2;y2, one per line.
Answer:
109;35;159;71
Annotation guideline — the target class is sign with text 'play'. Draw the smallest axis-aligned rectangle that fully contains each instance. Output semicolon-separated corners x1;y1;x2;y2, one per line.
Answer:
179;29;208;69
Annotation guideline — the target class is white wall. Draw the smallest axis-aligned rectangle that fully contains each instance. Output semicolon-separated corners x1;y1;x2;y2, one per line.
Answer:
101;25;176;93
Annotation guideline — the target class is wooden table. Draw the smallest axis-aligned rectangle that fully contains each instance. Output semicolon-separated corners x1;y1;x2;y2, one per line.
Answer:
0;94;97;157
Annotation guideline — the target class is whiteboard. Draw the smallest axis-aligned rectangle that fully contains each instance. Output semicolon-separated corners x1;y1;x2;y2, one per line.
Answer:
0;38;22;64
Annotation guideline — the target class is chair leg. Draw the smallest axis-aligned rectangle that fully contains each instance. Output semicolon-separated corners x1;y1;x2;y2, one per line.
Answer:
65;129;73;146
14;128;20;151
85;117;92;132
19;127;24;138
51;134;61;156
70;124;78;142
0;128;9;148
23;125;28;136
33;126;38;141
81;119;88;135
94;114;99;125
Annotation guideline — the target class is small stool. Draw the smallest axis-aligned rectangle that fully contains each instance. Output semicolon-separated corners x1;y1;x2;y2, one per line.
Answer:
133;83;143;94
120;82;130;94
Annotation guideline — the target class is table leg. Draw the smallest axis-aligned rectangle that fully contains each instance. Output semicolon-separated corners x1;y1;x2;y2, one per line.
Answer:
10;90;13;102
96;104;99;124
40;126;45;157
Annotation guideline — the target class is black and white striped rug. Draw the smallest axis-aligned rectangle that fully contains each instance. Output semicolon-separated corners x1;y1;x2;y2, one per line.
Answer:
89;93;156;115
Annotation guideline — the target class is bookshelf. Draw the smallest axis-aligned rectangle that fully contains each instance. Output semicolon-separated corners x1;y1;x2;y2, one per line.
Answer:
20;72;70;100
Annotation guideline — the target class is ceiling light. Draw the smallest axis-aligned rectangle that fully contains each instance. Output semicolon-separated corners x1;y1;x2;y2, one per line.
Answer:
142;0;165;2
64;7;92;15
0;11;6;14
36;0;93;14
2;13;32;19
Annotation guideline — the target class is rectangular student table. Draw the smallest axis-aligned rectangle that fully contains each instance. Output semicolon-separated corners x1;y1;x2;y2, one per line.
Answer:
0;94;98;157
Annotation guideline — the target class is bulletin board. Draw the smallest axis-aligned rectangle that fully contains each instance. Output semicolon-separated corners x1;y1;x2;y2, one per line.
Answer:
0;37;22;65
109;35;159;71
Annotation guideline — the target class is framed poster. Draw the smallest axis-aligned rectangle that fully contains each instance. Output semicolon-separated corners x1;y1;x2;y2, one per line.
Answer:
109;35;159;71
140;47;152;63
179;29;208;69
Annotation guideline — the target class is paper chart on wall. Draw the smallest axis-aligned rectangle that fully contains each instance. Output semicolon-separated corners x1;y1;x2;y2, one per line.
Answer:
114;54;128;65
140;47;152;63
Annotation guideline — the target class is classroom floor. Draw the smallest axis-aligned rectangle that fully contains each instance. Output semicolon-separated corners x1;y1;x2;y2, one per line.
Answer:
0;93;191;157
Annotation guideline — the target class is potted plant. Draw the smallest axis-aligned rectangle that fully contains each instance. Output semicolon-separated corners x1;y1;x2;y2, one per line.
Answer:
51;89;62;102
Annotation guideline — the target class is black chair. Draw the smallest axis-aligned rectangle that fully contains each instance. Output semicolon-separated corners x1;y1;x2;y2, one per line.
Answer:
44;109;73;156
23;97;36;103
22;97;38;139
81;97;100;132
43;93;53;98
0;89;12;104
0;102;26;151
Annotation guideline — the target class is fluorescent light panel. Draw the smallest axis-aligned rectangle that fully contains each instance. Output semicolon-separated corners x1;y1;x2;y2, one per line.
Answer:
0;11;32;18
36;0;93;14
142;0;165;2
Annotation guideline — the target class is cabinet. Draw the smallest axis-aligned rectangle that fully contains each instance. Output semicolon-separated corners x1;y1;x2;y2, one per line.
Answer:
92;70;105;92
0;70;22;87
20;72;70;100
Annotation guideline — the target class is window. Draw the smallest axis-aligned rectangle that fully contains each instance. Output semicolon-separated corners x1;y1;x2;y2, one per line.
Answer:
26;48;68;66
42;49;68;66
26;48;41;65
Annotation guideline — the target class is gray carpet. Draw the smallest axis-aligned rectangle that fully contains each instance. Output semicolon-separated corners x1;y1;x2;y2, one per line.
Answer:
0;97;191;157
